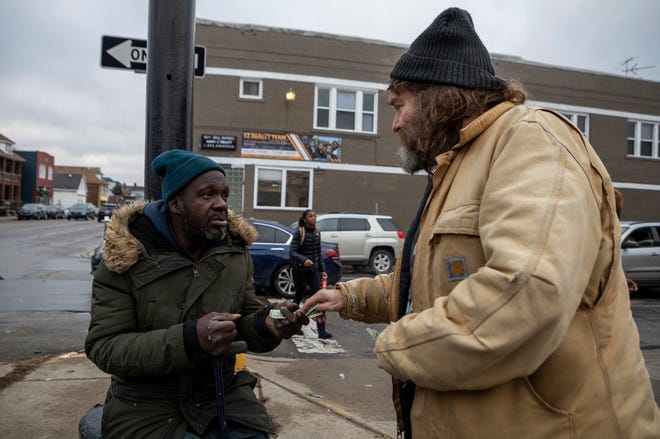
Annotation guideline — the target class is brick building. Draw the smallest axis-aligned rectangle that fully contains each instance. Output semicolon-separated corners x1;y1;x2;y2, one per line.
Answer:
190;21;660;229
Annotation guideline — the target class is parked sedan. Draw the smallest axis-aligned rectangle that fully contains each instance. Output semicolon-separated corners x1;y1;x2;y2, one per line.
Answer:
45;204;65;219
96;203;119;222
66;202;96;220
249;218;342;299
620;221;660;288
17;203;47;220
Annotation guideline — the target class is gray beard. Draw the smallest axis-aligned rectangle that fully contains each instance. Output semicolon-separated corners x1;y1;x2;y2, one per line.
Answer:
397;146;424;175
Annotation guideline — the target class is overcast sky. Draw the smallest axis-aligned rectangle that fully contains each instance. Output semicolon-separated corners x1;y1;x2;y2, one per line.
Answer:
1;0;659;186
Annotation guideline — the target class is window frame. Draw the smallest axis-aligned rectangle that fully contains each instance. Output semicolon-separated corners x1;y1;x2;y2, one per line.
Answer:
627;120;660;159
559;111;590;138
239;78;263;100
313;85;378;134
253;166;314;211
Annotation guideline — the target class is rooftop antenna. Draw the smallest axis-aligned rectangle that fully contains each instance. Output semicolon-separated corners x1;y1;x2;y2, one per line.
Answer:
620;57;655;76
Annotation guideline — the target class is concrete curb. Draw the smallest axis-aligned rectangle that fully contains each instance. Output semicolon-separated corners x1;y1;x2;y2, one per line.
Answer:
247;355;395;438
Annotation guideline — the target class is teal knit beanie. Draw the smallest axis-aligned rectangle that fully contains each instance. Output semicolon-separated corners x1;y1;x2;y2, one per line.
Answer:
390;7;506;89
151;150;226;201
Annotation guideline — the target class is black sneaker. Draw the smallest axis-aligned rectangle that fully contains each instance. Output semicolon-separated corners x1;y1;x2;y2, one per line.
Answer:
318;331;333;339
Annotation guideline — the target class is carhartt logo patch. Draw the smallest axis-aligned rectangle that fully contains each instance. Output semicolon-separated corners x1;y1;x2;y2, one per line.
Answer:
445;257;468;281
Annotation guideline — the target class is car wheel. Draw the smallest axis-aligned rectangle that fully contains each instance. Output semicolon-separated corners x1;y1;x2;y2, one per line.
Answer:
369;249;394;275
272;264;296;299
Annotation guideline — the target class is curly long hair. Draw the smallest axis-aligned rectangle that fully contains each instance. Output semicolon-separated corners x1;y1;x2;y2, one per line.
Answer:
388;79;528;174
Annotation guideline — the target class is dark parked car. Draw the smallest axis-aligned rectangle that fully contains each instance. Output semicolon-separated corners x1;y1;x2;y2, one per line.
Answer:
91;217;343;296
248;218;342;299
97;203;120;222
620;221;660;288
67;202;96;220
90;222;108;274
17;203;47;220
45;204;65;219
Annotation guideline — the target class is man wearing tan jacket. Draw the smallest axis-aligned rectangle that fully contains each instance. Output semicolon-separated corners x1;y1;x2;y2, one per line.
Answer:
302;7;660;438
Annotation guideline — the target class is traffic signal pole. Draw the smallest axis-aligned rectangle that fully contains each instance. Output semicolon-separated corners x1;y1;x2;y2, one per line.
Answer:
144;0;196;200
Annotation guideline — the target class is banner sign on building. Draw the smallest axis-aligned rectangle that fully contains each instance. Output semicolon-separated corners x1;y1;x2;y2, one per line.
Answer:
241;131;342;162
201;134;237;150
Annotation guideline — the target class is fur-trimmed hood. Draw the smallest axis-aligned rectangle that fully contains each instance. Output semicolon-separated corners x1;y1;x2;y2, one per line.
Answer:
102;201;257;274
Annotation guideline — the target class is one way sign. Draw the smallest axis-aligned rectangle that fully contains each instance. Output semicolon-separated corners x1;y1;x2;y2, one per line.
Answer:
101;35;206;77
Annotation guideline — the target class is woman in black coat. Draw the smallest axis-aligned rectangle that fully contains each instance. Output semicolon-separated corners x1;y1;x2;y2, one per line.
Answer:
290;210;332;339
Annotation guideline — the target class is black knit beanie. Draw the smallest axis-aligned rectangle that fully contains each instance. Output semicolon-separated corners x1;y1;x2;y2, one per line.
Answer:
390;7;506;90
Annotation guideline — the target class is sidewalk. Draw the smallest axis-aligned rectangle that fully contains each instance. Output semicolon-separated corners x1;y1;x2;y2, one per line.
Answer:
0;352;397;438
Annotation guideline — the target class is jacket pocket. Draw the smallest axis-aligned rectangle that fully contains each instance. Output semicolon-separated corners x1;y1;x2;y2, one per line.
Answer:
432;202;480;236
427;203;483;288
420;379;575;438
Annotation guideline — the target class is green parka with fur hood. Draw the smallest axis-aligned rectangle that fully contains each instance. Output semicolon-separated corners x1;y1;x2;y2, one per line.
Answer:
85;201;279;439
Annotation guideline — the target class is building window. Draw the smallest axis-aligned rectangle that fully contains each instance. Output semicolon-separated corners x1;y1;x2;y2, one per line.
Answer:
225;167;244;213
239;78;262;99
254;167;312;209
48;166;53;180
628;120;659;159
38;164;47;179
314;86;377;133
560;112;589;138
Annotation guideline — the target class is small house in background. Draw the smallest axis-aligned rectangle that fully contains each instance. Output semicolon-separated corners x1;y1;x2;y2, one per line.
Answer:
0;133;25;212
54;166;107;207
15;150;55;205
53;173;87;208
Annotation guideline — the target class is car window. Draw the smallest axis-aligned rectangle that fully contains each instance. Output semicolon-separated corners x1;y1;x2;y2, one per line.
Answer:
376;218;399;231
317;218;339;232
340;218;370;231
254;224;275;243
625;227;655;247
253;224;291;244
273;228;290;244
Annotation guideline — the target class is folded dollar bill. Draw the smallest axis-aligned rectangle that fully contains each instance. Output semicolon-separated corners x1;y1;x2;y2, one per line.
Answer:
269;303;324;320
305;303;323;319
366;327;380;342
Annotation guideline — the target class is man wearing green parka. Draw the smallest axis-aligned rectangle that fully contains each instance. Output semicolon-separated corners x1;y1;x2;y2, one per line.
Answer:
302;7;660;439
86;150;308;438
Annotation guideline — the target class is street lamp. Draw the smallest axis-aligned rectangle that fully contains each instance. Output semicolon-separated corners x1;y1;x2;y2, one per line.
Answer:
285;89;296;102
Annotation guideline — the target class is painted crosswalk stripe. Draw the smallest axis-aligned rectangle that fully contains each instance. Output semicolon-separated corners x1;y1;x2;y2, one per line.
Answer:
291;324;345;354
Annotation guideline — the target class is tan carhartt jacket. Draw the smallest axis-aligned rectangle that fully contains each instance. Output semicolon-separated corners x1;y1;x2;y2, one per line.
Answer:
337;102;660;438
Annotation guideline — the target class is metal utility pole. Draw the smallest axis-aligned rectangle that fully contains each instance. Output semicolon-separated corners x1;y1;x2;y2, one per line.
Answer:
145;0;196;200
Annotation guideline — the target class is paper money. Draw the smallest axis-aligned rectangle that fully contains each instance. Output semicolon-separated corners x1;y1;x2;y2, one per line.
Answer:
366;327;380;342
268;303;324;320
305;303;323;319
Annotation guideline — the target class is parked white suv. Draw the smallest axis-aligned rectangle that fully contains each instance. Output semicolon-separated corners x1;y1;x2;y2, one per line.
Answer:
620;221;660;288
315;213;404;274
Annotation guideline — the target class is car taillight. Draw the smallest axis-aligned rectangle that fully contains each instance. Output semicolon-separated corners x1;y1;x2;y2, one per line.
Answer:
397;231;404;239
322;248;340;260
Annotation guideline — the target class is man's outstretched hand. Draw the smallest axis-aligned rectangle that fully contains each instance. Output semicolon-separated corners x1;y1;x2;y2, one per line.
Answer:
265;301;310;339
300;288;344;323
